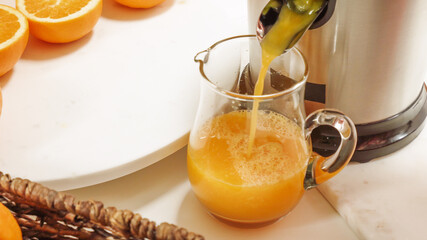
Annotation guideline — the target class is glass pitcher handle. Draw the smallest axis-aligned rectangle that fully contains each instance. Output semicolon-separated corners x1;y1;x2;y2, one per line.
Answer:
303;109;357;190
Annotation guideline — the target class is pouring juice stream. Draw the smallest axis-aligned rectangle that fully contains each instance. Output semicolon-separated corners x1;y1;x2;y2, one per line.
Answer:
248;0;325;154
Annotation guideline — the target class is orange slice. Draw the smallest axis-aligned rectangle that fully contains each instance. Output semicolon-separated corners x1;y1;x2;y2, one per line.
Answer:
115;0;166;8
16;0;102;43
0;202;22;240
0;4;29;77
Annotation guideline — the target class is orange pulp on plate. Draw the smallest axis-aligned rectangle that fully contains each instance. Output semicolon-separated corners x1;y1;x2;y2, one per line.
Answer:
0;4;29;77
16;0;102;43
0;202;22;240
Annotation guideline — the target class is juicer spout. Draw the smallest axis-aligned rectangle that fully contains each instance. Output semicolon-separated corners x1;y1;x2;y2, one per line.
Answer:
309;0;336;29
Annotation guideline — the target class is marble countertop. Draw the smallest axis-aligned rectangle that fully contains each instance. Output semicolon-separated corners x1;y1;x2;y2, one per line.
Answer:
319;125;427;240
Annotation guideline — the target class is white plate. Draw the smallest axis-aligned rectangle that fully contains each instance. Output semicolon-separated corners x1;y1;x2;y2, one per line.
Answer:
0;0;246;190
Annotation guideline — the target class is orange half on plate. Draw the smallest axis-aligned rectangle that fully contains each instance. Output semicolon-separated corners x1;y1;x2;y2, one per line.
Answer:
16;0;103;43
115;0;167;8
0;4;29;77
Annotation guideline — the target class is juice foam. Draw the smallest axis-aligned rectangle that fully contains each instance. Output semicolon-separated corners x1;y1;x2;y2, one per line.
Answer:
188;110;310;223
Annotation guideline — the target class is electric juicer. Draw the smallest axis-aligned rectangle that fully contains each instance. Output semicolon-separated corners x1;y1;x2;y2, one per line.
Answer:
248;0;427;162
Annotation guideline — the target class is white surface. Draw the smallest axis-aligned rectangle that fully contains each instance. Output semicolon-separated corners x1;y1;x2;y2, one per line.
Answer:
0;0;247;190
319;126;427;240
67;147;358;240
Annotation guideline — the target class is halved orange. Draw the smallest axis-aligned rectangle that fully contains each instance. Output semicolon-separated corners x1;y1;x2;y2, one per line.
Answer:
115;0;167;8
0;4;29;77
16;0;102;43
0;202;22;240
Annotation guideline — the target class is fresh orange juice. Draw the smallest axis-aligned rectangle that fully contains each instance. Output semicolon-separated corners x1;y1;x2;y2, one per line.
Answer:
248;0;325;154
187;110;310;223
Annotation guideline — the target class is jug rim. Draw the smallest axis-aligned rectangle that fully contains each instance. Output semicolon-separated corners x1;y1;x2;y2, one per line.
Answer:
194;35;309;101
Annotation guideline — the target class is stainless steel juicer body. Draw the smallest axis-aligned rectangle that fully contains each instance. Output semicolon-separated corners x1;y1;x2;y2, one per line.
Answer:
299;0;427;123
247;0;427;162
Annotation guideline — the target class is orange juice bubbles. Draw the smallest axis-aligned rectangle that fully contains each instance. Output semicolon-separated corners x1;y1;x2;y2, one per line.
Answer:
187;110;310;224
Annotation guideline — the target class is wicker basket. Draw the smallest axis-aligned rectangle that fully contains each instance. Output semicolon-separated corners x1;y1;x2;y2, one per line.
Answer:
0;172;204;240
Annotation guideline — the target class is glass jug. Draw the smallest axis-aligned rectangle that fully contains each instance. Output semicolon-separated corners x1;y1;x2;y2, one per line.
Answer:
187;35;357;226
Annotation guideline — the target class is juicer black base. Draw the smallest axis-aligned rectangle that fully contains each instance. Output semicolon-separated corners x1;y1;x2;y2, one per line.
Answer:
311;84;427;163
